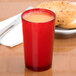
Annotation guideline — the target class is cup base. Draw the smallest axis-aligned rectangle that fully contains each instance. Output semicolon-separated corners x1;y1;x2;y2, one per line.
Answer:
26;64;52;72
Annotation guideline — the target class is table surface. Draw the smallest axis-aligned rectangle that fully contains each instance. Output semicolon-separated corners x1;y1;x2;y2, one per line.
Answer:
0;0;76;76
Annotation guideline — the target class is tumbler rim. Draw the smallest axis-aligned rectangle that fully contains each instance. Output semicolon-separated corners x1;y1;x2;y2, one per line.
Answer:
21;8;56;24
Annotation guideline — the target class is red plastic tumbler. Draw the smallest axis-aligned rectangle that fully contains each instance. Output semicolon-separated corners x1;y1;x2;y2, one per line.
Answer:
21;8;56;71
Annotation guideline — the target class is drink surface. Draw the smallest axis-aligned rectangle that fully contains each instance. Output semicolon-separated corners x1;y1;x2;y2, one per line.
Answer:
23;11;54;23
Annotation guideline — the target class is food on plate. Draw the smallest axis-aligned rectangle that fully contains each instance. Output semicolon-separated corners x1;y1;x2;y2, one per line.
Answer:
36;1;76;29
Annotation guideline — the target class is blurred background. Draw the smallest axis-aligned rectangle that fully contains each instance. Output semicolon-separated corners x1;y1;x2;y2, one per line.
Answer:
0;0;75;21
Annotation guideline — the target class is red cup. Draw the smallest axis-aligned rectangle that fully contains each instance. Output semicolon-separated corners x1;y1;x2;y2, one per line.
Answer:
21;8;56;71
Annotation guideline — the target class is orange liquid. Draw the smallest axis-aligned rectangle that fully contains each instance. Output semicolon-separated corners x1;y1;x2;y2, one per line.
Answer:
23;11;54;23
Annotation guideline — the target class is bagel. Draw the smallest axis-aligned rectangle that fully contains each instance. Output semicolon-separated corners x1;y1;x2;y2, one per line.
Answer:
36;1;76;29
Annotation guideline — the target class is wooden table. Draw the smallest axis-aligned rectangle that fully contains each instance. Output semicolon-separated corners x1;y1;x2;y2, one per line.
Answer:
0;0;76;76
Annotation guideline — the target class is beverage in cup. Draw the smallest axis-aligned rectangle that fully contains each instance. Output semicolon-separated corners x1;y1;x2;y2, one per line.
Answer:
21;8;56;71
